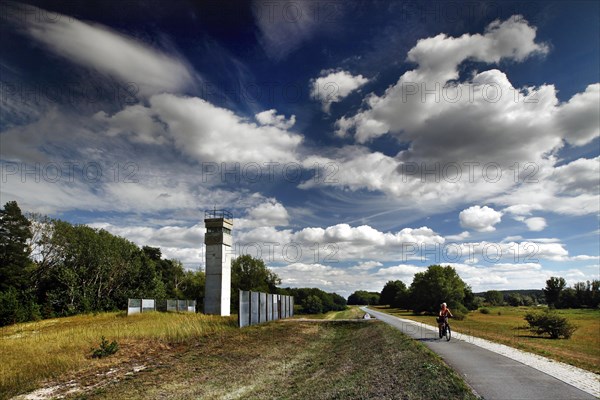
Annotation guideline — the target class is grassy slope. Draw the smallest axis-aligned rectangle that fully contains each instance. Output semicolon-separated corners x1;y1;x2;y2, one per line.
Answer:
374;305;600;374
1;310;477;400
0;312;237;399
73;321;476;400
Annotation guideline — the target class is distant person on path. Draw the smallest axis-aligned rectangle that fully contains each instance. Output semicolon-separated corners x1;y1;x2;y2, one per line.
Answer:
437;302;453;335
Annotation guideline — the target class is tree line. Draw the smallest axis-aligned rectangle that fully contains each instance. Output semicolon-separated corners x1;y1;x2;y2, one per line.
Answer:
542;276;599;309
479;289;544;307
347;265;479;318
0;201;346;326
348;266;599;315
0;201;205;326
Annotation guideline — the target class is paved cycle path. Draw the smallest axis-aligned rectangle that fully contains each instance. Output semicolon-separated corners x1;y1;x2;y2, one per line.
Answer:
362;307;598;400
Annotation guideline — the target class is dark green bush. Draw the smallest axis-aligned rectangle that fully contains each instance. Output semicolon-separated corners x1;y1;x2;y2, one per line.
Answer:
303;295;324;314
524;310;577;339
0;288;41;326
451;309;467;320
91;336;119;358
479;308;490;314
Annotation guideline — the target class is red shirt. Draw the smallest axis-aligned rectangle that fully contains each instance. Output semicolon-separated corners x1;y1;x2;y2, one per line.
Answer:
440;307;452;317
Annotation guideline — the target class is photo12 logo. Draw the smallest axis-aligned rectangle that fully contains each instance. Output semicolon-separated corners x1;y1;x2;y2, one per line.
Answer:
206;241;340;264
400;162;539;184
201;162;339;184
1;81;139;106
252;1;343;23
1;162;139;183
400;242;540;264
399;82;539;104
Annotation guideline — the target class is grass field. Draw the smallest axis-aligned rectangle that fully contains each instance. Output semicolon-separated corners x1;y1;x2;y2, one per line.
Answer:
373;305;600;374
1;309;477;400
0;312;237;399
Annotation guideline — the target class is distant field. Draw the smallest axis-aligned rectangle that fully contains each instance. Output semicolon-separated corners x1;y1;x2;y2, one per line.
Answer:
373;305;600;374
1;311;477;400
293;305;366;320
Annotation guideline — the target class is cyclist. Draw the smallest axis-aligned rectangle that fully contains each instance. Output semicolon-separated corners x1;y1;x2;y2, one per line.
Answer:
437;302;453;338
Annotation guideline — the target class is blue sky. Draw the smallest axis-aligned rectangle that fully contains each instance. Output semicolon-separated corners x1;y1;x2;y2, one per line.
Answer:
1;0;598;297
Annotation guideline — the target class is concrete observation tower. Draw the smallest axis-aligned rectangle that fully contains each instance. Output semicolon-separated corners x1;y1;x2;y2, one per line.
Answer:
204;209;233;316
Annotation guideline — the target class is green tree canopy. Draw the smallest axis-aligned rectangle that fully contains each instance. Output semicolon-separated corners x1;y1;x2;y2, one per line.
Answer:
484;290;504;306
543;277;566;307
303;295;324;314
380;280;408;308
231;254;281;293
347;290;380;305
0;201;33;291
230;255;281;311
408;265;467;314
279;287;346;313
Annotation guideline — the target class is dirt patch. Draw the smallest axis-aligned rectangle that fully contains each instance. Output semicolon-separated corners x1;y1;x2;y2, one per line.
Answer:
10;339;180;400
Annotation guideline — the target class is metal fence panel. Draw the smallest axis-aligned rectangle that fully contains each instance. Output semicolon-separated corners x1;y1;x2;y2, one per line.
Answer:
273;294;279;320
167;299;178;312
259;292;267;323
128;298;196;315
250;291;260;324
128;298;141;315
239;290;250;328
238;291;294;327
142;298;155;312
266;294;273;321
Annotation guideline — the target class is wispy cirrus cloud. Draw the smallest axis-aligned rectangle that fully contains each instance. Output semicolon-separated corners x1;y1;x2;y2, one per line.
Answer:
10;2;196;96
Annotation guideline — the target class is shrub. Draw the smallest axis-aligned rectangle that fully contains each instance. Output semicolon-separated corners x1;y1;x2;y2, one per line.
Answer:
479;308;490;314
303;295;324;314
524;310;577;339
452;309;467;320
91;336;119;358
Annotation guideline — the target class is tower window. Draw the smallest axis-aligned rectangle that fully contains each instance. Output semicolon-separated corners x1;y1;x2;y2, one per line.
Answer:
206;227;232;234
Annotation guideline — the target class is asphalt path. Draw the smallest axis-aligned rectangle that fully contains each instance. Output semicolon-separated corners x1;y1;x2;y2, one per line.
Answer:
362;307;596;400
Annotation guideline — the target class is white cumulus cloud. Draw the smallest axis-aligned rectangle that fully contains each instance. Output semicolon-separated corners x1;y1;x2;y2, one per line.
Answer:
459;206;503;232
524;217;547;231
310;70;369;112
255;109;296;129
96;94;304;164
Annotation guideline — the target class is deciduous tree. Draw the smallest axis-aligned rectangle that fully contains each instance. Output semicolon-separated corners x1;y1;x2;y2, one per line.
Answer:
408;265;467;314
543;277;566;307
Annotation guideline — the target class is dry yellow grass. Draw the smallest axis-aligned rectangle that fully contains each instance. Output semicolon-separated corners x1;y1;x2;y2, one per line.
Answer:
0;312;237;399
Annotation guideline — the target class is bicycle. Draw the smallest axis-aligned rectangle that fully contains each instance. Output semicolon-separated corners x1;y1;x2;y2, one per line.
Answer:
438;316;451;341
